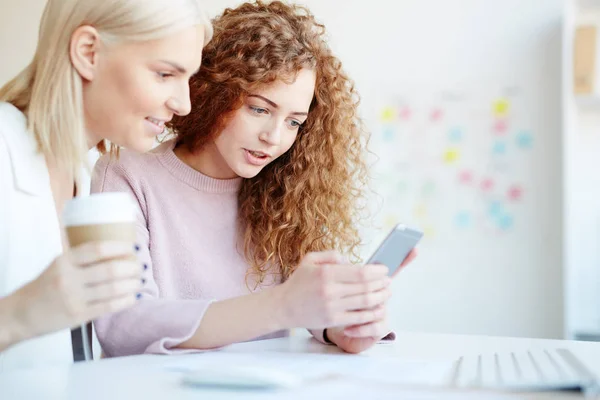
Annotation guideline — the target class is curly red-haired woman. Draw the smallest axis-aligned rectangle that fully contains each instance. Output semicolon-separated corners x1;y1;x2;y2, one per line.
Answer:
92;1;416;357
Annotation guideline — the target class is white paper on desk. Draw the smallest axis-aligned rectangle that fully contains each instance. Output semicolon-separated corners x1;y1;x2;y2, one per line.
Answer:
163;351;456;387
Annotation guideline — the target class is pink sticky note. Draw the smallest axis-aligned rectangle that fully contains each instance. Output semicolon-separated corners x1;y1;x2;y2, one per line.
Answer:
458;170;473;184
431;108;443;121
493;120;508;135
399;106;412;121
507;185;523;201
481;178;494;192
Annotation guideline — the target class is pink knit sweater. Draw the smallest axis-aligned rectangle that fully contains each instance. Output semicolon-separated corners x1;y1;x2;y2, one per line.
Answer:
91;140;286;357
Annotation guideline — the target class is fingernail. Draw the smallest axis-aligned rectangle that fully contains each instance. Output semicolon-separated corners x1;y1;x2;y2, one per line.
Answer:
134;244;140;252
141;278;146;284
136;293;142;300
143;264;148;271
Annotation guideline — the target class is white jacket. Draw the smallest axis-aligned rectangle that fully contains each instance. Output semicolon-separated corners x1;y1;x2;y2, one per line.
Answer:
0;102;72;372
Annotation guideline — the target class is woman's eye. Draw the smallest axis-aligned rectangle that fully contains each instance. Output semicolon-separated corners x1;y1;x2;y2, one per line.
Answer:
250;106;268;115
157;72;173;79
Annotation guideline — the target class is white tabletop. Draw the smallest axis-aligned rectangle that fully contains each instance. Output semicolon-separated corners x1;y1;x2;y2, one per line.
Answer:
2;331;600;400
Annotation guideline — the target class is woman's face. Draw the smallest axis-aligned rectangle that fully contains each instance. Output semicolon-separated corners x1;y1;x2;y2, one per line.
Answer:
204;68;316;179
78;26;204;151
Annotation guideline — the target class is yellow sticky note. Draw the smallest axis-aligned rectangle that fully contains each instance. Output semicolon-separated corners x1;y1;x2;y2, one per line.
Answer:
423;225;436;239
414;203;427;218
444;149;460;163
493;98;510;116
380;107;395;122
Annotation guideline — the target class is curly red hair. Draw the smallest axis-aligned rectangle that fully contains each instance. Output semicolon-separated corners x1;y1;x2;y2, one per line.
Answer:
169;1;370;285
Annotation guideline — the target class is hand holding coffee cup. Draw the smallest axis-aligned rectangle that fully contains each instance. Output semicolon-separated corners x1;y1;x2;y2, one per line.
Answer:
10;193;143;340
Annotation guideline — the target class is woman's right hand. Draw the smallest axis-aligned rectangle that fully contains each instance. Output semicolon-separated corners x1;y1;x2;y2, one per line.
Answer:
275;251;391;330
11;241;142;341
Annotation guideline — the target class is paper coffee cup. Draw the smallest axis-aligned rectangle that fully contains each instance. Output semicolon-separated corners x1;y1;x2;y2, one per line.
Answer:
63;192;137;247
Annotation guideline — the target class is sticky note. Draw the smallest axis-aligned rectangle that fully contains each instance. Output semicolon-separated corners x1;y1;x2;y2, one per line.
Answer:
516;131;533;149
493;120;508;134
448;127;463;143
423;225;436;238
422;181;436;196
384;215;397;230
444;149;460;163
458;170;473;184
492;141;507;155
397;180;409;193
493;98;510;117
498;214;514;230
481;178;494;192
399;106;412;121
383;127;394;141
507;185;523;201
455;211;471;228
431;108;443;121
488;201;503;217
380;107;395;122
414;203;427;218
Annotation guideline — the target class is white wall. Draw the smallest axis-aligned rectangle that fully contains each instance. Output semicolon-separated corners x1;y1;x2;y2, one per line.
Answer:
0;0;46;85
0;0;566;339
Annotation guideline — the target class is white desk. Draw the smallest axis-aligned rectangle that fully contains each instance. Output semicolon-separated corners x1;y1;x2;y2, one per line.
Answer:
1;331;600;400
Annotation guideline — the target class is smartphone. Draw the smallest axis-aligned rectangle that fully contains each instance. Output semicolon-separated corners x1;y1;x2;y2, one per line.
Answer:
366;224;423;276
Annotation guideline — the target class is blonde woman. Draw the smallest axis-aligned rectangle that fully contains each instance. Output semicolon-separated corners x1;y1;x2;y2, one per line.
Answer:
0;0;211;372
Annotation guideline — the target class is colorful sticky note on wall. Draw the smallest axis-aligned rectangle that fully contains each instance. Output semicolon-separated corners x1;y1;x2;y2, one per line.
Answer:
430;108;443;122
507;185;523;201
384;215;398;230
422;181;436;197
448;127;463;143
458;170;473;184
493;120;508;135
414;203;427;218
516;131;533;149
488;200;503;218
481;178;494;192
497;214;514;230
399;106;412;121
444;148;460;164
493;98;510;117
455;211;471;228
383;127;395;142
380;107;395;123
492;140;507;155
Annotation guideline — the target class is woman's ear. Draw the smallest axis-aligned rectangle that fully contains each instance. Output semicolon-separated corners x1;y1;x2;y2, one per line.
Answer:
69;25;102;81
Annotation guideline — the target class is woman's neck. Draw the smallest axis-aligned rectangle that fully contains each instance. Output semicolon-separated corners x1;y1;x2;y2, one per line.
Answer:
173;142;237;180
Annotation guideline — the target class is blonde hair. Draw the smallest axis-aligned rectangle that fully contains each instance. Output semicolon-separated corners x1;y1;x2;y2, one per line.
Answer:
0;0;212;177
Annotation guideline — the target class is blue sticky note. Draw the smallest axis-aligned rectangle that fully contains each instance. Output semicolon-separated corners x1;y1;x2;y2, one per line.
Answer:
455;211;471;228
383;127;395;142
448;127;463;143
492;141;507;155
516;131;533;149
498;214;514;230
488;201;503;218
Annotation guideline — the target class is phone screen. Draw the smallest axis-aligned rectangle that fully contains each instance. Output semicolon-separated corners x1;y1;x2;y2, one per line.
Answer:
366;224;423;276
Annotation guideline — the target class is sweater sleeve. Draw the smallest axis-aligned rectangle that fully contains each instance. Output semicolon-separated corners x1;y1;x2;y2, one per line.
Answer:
91;155;213;357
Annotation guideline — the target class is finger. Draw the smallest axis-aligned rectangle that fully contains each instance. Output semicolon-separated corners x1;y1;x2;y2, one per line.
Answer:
336;287;391;312
304;251;346;265
343;320;389;338
81;260;142;285
336;305;386;327
70;241;137;267
400;248;418;268
336;277;391;298
83;278;143;303
86;293;138;319
322;263;389;283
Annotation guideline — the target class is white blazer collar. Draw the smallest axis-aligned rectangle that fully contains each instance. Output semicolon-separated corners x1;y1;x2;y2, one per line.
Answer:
0;102;50;196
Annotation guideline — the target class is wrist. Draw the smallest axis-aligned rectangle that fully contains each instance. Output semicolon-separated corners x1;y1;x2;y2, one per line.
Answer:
0;290;30;351
268;284;293;331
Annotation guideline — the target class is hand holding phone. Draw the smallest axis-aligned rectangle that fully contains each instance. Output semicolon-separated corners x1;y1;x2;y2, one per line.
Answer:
366;224;423;276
